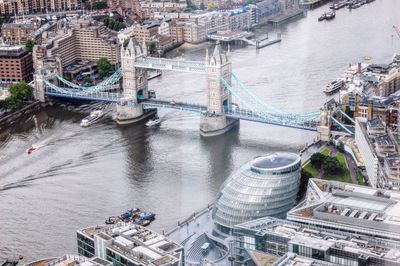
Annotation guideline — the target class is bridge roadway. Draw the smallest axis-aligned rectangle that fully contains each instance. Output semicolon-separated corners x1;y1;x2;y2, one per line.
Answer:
142;99;318;131
134;57;206;73
41;89;320;130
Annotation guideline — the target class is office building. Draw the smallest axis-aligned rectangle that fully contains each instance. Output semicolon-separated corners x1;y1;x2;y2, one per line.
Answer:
234;215;400;266
287;178;400;241
77;222;184;266
212;152;301;234
24;255;111;266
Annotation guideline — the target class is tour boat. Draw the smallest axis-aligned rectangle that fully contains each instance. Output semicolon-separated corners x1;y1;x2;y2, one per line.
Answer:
80;110;104;127
325;11;336;20
324;79;345;94
145;117;161;127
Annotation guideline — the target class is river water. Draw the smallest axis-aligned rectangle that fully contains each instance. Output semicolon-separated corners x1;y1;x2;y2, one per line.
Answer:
1;0;399;262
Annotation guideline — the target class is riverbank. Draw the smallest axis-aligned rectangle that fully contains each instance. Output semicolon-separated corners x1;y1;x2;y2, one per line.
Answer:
0;101;43;131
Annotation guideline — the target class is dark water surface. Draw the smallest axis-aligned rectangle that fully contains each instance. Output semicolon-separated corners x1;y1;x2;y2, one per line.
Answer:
1;0;399;261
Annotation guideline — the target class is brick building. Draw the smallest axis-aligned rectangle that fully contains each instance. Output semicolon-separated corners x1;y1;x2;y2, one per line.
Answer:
0;45;33;83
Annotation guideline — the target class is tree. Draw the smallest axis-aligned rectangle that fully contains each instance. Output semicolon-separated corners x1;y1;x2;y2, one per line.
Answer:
344;106;354;124
84;76;93;85
1;82;33;110
97;58;112;78
8;82;33;101
297;169;312;202
146;41;157;55
186;0;197;10
207;2;217;10
199;2;205;10
25;40;36;52
123;38;130;48
310;153;326;169
103;17;110;27
322;157;342;175
337;141;345;153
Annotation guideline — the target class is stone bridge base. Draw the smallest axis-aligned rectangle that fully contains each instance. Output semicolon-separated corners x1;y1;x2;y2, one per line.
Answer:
317;125;331;142
116;104;156;124
200;115;239;137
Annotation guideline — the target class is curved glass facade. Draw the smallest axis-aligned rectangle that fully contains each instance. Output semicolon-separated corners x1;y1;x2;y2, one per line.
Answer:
212;152;301;233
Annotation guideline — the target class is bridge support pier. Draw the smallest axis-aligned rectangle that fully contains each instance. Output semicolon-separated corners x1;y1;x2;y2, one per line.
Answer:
117;39;152;125
116;104;156;124
317;108;332;141
200;115;239;137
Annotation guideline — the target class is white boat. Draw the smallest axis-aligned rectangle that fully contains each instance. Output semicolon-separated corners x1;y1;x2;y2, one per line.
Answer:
324;79;345;94
80;110;104;127
146;117;161;127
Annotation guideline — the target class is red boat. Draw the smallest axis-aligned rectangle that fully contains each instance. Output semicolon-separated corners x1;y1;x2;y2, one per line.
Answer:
26;146;37;154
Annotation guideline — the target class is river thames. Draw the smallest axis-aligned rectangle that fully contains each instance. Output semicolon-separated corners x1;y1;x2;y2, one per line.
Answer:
1;0;399;261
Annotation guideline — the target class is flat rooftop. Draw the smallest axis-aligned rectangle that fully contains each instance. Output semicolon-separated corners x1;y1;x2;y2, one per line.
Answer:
287;179;400;240
235;216;400;263
78;222;182;265
25;255;111;266
251;152;300;170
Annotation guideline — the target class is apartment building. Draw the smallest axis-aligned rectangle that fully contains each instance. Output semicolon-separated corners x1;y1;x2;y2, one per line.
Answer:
41;18;120;68
0;0;79;15
0;44;33;82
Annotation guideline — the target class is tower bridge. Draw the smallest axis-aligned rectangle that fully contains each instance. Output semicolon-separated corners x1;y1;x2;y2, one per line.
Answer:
33;39;336;139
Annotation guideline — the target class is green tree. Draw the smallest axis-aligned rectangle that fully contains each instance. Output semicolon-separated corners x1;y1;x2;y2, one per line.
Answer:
186;0;197;10
97;57;113;78
310;152;326;169
199;2;205;10
103;17;110;27
322;157;342;175
84;76;93;85
8;81;33;101
337;141;345;153
146;41;157;55
1;82;33;110
25;40;36;52
207;3;217;9
0;15;10;27
123;38;130;48
297;169;312;202
344;106;354;124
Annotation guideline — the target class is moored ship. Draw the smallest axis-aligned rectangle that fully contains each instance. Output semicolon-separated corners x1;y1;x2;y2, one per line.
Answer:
324;79;345;94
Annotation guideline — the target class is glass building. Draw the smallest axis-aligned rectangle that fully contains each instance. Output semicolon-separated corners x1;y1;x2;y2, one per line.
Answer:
212;152;301;234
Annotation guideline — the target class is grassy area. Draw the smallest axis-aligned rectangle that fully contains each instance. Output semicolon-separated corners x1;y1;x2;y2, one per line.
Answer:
321;148;330;156
303;149;358;184
303;162;319;177
335;153;347;167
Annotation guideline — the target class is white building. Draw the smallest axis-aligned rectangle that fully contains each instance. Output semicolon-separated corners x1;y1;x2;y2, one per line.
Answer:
158;21;170;36
355;119;381;187
117;25;135;44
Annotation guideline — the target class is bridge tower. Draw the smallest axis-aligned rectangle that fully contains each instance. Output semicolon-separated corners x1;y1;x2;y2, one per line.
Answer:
317;107;332;141
117;39;155;124
32;46;46;102
200;43;239;137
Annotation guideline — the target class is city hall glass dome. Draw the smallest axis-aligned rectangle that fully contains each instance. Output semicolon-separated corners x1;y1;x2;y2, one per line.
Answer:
212;152;301;234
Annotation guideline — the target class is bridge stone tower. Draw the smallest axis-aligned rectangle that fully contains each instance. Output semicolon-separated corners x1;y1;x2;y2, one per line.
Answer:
117;39;155;124
32;45;47;102
317;108;332;141
200;43;239;137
